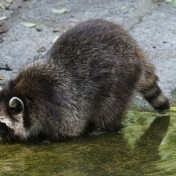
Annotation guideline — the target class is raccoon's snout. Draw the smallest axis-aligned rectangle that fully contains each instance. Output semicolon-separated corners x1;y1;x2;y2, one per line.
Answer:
0;122;20;141
0;122;11;138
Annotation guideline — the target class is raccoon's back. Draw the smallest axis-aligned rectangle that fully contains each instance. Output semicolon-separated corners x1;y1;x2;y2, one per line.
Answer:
48;19;142;95
49;19;142;65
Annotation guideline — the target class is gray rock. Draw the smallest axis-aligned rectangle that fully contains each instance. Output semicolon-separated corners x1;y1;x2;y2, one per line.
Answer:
0;0;175;108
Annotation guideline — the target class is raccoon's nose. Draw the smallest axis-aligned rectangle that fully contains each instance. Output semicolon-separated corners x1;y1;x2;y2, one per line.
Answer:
0;122;9;135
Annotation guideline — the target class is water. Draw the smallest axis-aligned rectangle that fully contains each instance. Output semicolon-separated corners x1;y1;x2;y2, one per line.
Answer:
0;110;175;176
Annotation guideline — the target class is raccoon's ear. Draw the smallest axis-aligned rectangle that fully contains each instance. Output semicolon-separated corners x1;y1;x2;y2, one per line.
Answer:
9;97;24;113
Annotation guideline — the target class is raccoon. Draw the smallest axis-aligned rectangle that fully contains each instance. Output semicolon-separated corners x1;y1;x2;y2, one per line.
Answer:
0;19;169;141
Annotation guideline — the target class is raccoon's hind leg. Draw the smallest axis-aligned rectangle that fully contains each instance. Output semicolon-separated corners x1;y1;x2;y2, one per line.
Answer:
98;111;124;132
138;63;170;111
96;98;127;132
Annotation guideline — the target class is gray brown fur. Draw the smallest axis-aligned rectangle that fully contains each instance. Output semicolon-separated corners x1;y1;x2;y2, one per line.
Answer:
0;19;170;141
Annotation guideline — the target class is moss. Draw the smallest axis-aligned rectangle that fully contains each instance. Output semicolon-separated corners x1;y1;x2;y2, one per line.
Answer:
0;110;176;176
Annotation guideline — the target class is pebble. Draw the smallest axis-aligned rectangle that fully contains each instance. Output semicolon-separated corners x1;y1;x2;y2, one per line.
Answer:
0;63;12;71
0;16;7;21
0;25;9;34
35;27;42;32
0;21;5;26
53;29;60;33
0;75;4;80
36;46;46;53
33;55;40;60
0;38;3;43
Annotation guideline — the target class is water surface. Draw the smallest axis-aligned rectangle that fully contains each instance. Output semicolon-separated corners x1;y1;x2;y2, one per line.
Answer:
0;110;175;176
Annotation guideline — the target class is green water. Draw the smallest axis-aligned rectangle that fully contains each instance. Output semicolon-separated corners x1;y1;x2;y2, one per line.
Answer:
0;110;176;176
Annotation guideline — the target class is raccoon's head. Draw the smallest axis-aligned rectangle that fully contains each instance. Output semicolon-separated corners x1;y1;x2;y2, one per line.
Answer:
0;94;30;141
0;81;48;142
0;83;40;141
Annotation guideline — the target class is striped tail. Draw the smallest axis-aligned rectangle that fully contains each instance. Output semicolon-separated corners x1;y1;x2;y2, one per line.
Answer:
138;64;170;111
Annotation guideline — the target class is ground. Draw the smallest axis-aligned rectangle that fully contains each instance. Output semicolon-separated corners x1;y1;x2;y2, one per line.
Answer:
0;0;176;108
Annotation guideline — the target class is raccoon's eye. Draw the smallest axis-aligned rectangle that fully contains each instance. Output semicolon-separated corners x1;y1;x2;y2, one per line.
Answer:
9;97;24;113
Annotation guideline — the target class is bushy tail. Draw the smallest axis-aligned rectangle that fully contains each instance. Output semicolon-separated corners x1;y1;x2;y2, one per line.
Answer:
138;63;170;111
